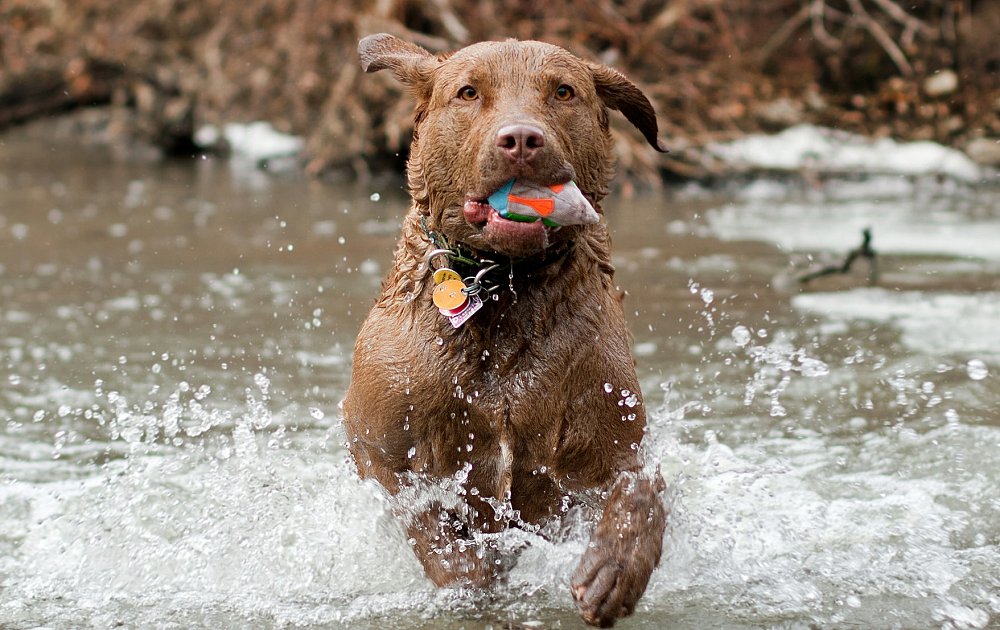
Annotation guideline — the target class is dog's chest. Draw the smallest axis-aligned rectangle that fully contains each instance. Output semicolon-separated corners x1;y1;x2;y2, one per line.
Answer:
403;353;565;489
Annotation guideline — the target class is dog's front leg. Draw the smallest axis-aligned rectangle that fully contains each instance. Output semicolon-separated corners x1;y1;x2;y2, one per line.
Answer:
570;470;667;627
403;502;499;589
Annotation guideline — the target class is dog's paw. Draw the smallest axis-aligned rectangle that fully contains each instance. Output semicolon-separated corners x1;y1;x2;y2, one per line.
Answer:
570;537;655;627
570;476;666;627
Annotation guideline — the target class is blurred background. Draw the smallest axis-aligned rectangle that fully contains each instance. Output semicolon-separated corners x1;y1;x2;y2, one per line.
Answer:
2;0;998;185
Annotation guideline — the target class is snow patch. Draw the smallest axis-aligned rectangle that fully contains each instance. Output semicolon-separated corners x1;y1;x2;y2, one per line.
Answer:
792;288;1000;358
195;122;304;162
706;198;1000;261
708;124;983;182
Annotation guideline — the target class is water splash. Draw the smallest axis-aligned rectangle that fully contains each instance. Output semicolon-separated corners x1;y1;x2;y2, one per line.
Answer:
966;359;989;381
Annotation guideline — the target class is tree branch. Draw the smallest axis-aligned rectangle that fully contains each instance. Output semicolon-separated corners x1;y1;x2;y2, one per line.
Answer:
846;0;915;75
798;228;878;285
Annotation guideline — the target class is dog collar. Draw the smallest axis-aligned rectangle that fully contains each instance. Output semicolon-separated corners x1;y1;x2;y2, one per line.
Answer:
419;215;575;328
419;215;575;273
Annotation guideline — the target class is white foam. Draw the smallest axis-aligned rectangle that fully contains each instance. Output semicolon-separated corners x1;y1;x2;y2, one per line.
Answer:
640;421;1000;624
2;418;998;628
2;329;999;628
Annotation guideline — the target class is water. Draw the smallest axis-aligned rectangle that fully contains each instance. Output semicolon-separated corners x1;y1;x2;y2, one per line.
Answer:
2;128;999;629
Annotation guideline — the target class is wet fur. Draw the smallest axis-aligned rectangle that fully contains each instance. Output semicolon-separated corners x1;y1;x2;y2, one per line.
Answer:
345;34;668;627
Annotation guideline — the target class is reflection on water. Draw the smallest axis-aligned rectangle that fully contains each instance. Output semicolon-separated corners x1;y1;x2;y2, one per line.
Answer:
1;129;999;629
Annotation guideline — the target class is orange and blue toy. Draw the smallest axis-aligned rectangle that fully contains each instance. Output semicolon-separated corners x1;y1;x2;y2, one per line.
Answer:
487;179;600;227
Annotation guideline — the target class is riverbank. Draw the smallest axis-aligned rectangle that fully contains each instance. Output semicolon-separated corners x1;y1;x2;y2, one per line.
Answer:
2;1;998;185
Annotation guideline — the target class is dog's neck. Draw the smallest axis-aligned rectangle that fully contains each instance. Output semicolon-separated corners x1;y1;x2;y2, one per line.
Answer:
375;209;615;315
417;214;578;279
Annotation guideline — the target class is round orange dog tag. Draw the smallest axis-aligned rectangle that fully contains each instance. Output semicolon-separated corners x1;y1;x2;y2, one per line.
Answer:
433;268;461;284
432;279;468;310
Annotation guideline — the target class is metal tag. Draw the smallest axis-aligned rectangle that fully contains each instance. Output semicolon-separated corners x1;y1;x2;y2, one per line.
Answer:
446;293;483;328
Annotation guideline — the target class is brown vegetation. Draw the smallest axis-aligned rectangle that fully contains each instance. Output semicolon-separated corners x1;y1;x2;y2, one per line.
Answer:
1;0;997;184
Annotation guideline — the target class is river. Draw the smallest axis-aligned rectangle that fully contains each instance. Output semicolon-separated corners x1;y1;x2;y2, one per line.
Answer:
1;127;998;629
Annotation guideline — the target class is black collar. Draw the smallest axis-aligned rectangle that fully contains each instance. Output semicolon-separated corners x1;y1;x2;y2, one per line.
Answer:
419;216;576;286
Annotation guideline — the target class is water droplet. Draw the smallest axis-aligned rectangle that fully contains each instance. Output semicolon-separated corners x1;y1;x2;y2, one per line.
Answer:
11;223;28;240
453;462;472;483
966;359;988;381
731;325;751;347
253;372;270;394
309;407;325;420
370;192;381;202
799;357;830;377
435;336;444;346
700;287;714;304
407;446;416;459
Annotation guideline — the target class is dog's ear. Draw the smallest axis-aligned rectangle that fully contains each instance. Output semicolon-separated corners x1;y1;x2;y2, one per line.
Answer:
359;33;436;98
589;64;668;153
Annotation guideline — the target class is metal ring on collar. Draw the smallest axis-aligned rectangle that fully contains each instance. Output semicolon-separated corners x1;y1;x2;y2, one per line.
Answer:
423;248;454;273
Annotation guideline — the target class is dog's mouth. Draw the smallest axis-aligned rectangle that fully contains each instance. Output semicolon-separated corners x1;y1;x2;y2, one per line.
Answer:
463;197;559;258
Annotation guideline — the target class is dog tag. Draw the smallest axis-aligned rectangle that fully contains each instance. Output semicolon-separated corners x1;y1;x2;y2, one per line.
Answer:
446;293;483;328
432;278;468;310
433;268;461;284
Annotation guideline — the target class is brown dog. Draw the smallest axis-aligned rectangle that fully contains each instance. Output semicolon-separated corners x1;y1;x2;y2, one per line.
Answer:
344;33;668;628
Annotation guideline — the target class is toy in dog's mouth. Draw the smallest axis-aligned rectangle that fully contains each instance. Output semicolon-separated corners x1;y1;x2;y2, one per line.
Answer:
463;179;599;257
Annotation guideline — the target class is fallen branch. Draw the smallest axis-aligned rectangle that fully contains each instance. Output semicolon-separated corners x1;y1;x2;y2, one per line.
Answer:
798;227;878;285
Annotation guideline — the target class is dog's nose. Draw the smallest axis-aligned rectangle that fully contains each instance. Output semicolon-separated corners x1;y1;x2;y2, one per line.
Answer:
496;124;545;163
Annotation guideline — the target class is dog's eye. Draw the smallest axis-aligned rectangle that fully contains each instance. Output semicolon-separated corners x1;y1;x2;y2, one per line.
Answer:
458;86;478;101
554;85;575;101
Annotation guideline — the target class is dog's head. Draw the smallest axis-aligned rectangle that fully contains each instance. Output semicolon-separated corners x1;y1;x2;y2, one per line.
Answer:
359;34;665;259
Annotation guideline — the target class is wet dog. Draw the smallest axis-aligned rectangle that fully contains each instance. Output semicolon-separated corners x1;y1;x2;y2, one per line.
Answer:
344;33;668;627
